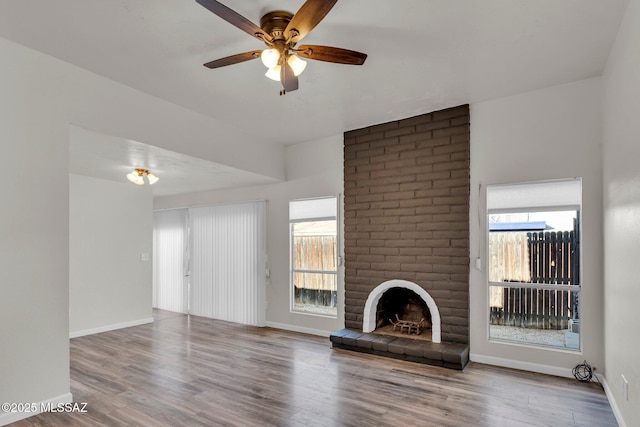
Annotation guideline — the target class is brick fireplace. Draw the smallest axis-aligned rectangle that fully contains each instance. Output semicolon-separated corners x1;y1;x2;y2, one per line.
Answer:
330;105;470;369
362;279;441;342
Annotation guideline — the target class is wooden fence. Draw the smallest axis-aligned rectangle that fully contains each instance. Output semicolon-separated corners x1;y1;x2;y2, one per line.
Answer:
489;233;531;285
292;235;336;290
292;235;337;307
528;230;579;286
489;227;580;330
490;287;574;329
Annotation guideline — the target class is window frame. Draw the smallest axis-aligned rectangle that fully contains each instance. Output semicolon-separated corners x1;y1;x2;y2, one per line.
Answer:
289;197;339;318
486;179;582;352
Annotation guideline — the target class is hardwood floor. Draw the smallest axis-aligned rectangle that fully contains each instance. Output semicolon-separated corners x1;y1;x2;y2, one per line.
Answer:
12;310;617;426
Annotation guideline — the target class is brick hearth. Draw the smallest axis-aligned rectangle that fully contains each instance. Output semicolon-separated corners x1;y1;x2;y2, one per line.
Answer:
330;329;469;370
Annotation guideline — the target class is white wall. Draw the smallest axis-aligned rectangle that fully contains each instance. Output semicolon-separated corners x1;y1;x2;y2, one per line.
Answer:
154;136;345;336
469;78;604;376
69;174;153;336
0;34;285;425
0;41;72;419
602;0;640;424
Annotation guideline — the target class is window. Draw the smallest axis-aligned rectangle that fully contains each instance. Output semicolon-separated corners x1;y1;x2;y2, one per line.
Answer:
487;179;581;350
289;197;338;317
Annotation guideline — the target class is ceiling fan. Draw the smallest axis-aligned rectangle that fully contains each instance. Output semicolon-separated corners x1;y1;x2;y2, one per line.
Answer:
196;0;367;95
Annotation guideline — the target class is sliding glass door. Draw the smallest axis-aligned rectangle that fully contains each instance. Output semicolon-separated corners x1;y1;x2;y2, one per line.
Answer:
152;201;266;326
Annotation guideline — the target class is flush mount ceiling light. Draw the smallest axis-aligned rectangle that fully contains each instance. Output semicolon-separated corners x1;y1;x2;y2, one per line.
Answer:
126;168;159;186
196;0;367;95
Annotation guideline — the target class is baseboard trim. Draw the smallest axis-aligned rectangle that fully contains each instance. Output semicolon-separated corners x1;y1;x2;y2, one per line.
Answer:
265;321;330;338
471;354;627;425
70;317;154;338
469;353;574;378
0;392;73;426
598;373;627;427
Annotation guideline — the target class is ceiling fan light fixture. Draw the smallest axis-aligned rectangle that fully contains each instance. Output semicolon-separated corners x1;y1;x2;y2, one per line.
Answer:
265;65;281;81
126;168;158;186
127;171;143;185
260;48;280;68
287;55;307;76
196;0;367;94
146;172;160;185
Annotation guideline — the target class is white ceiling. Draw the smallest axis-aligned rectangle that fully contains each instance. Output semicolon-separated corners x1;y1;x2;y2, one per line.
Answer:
69;126;279;197
0;0;629;193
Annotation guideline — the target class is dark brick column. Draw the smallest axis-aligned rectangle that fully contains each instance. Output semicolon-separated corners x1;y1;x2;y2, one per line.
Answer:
343;105;470;344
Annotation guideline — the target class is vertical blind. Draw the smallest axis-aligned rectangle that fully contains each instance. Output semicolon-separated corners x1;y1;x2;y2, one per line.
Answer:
152;201;266;326
189;201;266;326
153;208;188;313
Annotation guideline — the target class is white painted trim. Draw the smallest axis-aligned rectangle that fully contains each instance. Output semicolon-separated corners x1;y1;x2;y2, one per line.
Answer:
599;373;627;427
469;353;574;378
0;392;73;426
362;279;441;343
69;317;154;338
265;321;330;338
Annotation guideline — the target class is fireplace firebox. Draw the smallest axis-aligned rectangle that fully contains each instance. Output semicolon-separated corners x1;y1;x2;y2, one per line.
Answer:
376;287;432;336
363;280;441;343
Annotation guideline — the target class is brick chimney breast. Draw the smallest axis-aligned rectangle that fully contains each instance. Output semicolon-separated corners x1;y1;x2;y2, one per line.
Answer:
344;105;470;344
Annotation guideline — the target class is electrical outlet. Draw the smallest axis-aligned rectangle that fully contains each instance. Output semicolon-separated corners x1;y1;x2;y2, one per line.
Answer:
621;375;629;401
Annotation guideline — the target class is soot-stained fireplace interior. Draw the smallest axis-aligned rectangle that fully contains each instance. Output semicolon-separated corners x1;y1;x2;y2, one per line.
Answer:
376;288;432;338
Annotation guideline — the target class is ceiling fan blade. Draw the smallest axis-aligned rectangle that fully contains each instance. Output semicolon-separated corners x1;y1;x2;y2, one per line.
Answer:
285;0;338;44
280;61;299;92
297;45;367;65
203;50;262;69
196;0;271;42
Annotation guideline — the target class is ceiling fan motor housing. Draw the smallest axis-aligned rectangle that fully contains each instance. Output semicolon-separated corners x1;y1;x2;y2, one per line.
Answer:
260;11;294;42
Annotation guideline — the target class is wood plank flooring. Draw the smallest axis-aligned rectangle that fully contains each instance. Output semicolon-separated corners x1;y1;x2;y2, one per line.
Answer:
12;310;617;426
